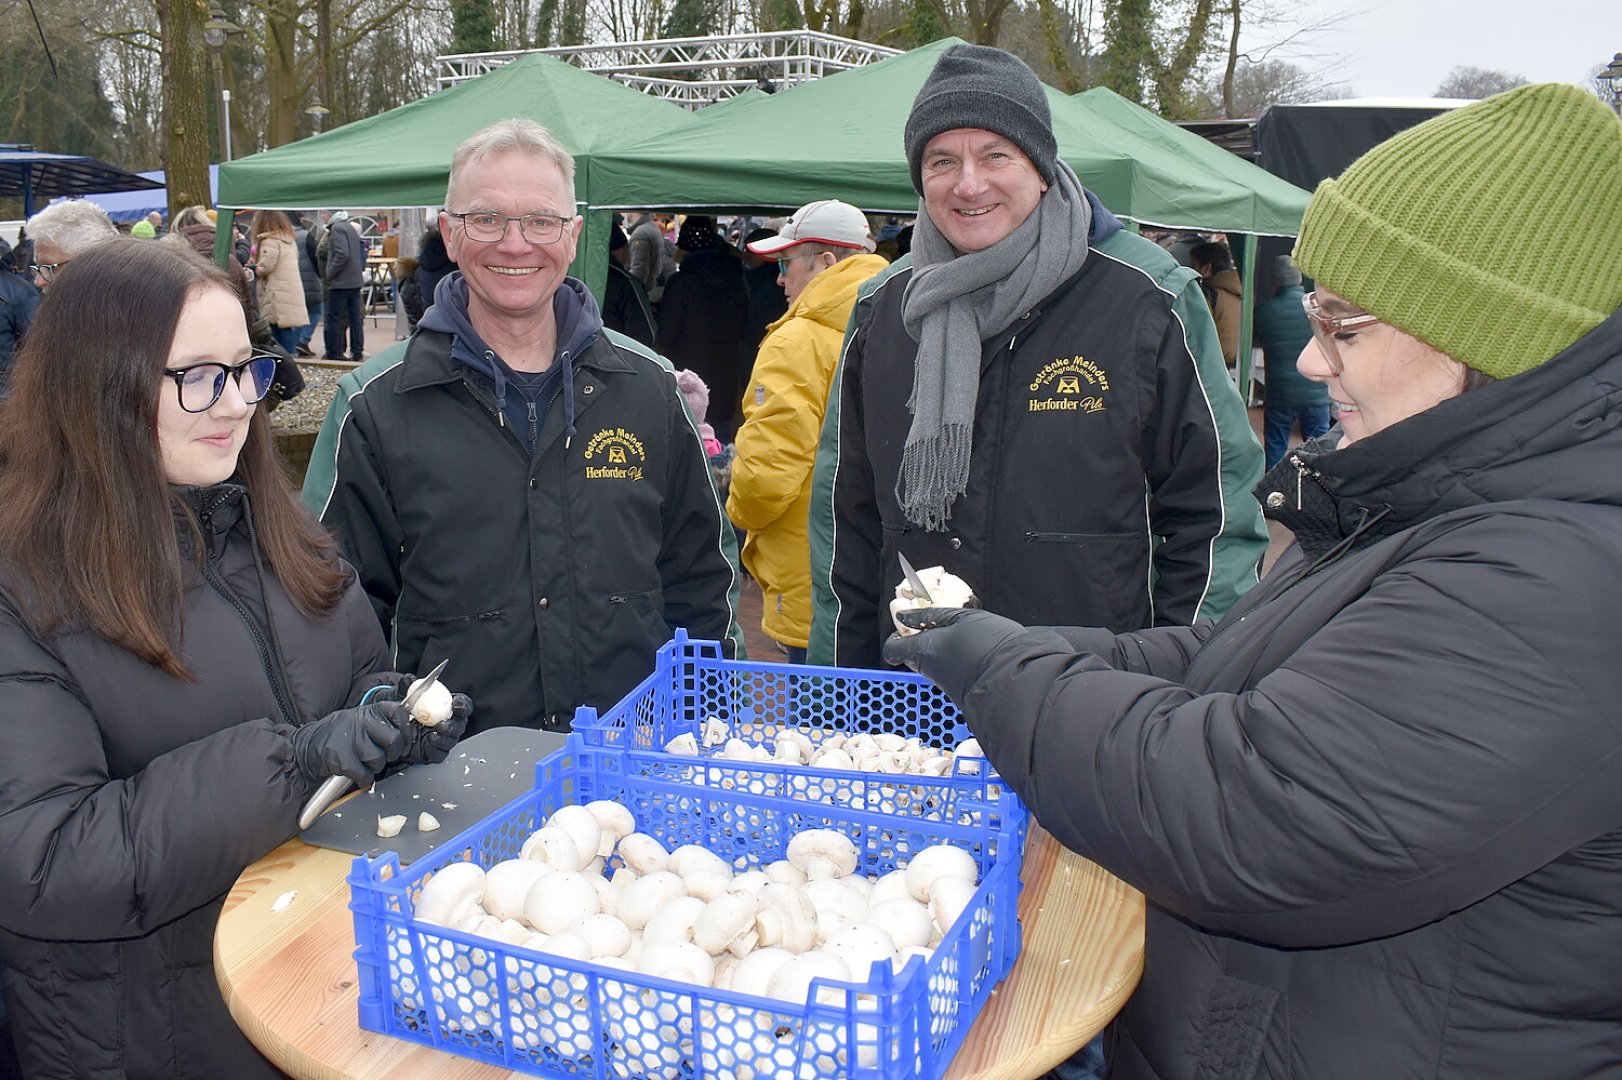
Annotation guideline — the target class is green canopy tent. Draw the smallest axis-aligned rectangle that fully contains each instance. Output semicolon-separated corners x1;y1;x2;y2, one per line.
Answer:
216;52;695;294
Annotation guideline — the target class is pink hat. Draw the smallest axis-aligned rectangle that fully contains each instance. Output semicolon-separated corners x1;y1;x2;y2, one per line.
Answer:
747;200;875;255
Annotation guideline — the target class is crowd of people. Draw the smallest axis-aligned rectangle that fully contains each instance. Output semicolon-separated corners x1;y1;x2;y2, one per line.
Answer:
1;40;1619;1080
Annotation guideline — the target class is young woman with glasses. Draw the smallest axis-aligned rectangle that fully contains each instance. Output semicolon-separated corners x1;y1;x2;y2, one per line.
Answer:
0;240;469;1078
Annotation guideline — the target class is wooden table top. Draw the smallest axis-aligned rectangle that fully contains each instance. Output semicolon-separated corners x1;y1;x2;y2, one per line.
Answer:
217;823;1144;1080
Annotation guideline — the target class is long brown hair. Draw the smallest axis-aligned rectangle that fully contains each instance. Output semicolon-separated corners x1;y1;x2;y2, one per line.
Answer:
0;239;346;677
253;209;295;241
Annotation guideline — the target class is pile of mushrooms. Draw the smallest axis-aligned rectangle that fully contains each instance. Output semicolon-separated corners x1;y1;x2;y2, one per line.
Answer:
409;799;984;1075
665;726;987;781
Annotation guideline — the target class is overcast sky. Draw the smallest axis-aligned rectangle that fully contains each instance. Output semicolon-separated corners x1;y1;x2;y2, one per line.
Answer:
1240;0;1617;99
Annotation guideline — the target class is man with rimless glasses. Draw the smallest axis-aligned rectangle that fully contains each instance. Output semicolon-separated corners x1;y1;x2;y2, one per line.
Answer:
303;118;744;735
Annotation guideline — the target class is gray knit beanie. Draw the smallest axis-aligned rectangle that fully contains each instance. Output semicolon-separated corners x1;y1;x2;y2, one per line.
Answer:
905;44;1058;195
1270;254;1302;289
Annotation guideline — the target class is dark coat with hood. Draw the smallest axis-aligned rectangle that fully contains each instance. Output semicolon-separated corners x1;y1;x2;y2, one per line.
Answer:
413;229;456;310
301;273;744;734
943;308;1622;1079
0;484;390;1080
655;246;749;432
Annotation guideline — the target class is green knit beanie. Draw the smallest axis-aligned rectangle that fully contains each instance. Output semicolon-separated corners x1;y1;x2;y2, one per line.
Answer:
1294;83;1622;380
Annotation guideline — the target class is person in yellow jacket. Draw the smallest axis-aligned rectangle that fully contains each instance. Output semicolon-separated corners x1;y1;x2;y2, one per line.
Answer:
728;202;890;662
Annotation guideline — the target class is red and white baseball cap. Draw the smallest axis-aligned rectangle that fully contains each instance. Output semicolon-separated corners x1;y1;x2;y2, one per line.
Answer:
747;200;876;255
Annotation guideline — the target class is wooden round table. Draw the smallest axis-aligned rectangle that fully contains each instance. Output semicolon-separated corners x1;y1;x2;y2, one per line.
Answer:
217;824;1144;1079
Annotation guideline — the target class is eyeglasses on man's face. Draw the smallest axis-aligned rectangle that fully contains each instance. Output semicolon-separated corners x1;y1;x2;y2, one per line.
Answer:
775;252;816;277
30;262;62;284
1302;290;1382;376
447;211;571;245
163;354;280;413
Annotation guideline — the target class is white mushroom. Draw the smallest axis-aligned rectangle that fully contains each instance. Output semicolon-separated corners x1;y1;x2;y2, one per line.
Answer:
763;860;807;887
719;737;757;762
610;866;640;891
522;869;600;935
867;869;913;909
711;953;740;991
636;939;716;987
840;874;875;902
545;805;604;871
641;894;708;945
584;800;637;857
668;844;732;882
533;928;593;963
824;923;899;981
692;891;760;957
728;947;794;998
805;878;869;945
873;733;907;753
663;732;699;756
405;676;454;727
753;882;818;954
765;950;853;1006
569;912;633;958
928;875;979;940
591;874;619;917
519;826;582;872
773;730;813;764
867;897;934;951
617;870;687;930
375;814;407;838
701;715;730;747
482;859;551;922
616;832;670;875
809;746;856;771
953;738;984;774
417;811;441;833
414;861;486;927
904;844;979;903
787;829;859;881
727;869;770;895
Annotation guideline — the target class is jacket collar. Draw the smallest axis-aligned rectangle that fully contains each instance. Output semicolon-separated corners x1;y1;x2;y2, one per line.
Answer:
1263;306;1622;560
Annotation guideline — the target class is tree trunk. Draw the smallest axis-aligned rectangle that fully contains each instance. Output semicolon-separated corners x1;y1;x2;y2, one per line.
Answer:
265;0;300;147
157;0;212;213
1221;0;1240;117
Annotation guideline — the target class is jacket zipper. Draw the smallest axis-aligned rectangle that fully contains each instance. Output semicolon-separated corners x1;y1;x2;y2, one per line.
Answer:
195;498;299;726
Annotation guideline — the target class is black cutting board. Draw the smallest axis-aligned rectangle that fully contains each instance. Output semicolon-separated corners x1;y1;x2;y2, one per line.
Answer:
298;727;568;865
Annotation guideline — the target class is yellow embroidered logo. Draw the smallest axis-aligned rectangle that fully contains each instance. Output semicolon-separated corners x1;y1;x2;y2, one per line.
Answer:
583;427;646;481
1028;355;1109;414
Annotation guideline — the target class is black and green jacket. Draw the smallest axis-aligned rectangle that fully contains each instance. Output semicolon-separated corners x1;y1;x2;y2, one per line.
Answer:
302;280;743;732
809;200;1267;666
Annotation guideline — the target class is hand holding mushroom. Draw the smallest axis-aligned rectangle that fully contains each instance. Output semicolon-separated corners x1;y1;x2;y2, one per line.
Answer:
362;671;474;764
288;701;413;788
881;607;1029;703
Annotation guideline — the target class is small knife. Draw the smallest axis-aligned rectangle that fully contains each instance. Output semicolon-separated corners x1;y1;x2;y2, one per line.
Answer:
897;551;934;605
298;659;449;831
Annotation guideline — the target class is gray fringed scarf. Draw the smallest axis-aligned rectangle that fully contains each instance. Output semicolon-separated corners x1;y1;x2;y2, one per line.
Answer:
897;161;1092;531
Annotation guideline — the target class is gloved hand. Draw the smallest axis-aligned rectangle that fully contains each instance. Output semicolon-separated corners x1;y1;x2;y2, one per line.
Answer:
399;693;474;765
353;671;416;707
881;607;1030;704
289;702;411;788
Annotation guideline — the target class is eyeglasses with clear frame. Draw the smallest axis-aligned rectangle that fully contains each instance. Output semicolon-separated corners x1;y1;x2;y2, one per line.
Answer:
163;354;280;413
446;211;571;244
775;252;816;277
1301;291;1382;375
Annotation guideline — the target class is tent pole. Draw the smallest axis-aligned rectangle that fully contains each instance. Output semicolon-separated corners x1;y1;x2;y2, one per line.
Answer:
1237;233;1257;403
214;208;235;269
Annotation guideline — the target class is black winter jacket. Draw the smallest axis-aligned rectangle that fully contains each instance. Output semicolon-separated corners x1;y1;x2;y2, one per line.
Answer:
656;247;749;431
0;484;389;1080
301;284;743;733
817;216;1267;668
948;309;1622;1079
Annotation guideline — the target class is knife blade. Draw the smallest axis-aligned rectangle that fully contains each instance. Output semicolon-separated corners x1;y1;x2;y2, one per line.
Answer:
298;659;450;831
897;551;934;605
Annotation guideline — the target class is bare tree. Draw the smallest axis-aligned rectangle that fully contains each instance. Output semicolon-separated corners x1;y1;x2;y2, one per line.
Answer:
1435;65;1527;99
1195;57;1345;117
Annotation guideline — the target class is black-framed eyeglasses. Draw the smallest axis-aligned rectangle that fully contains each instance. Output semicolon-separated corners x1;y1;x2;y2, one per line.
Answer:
446;210;571;244
163;354;280;413
1301;291;1382;376
30;262;62;283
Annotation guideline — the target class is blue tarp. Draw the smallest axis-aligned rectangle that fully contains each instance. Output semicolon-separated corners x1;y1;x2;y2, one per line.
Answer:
59;166;220;222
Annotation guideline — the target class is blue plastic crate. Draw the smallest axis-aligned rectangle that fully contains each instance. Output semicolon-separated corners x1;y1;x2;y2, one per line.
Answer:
572;631;1022;828
350;737;1024;1079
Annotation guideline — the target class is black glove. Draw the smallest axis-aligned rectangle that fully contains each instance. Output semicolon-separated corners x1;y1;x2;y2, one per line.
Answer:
399;693;474;765
881;607;1030;704
289;702;411;787
353;671;414;706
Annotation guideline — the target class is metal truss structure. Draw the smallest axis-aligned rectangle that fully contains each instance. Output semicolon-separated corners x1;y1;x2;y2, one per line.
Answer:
436;31;900;107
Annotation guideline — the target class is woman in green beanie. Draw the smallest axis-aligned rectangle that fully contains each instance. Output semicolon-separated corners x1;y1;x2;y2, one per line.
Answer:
881;82;1622;1079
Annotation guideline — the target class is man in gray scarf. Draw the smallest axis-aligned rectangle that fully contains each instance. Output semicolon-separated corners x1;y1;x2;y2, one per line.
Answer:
809;43;1266;672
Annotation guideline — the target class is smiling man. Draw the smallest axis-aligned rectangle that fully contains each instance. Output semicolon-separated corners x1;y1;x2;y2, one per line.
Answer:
303;119;743;733
809;44;1268;670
